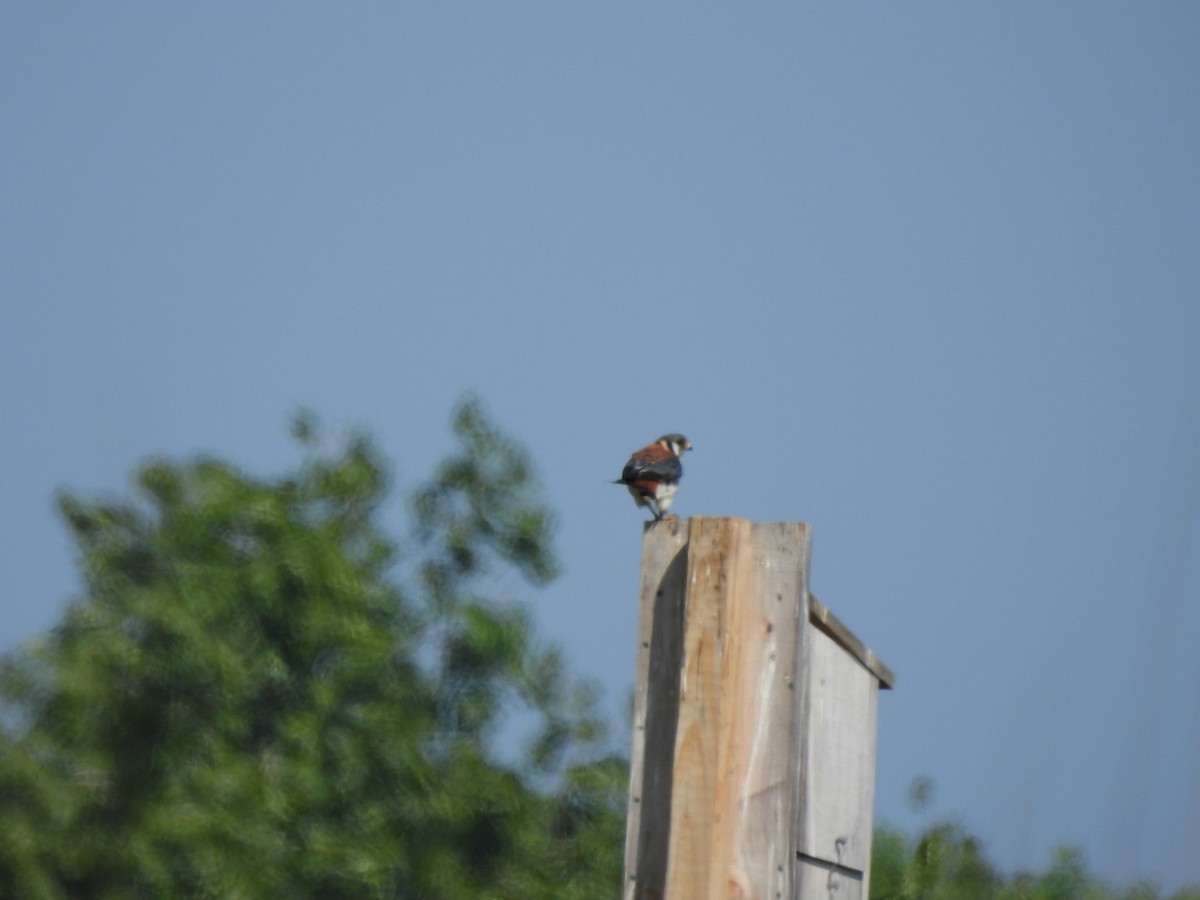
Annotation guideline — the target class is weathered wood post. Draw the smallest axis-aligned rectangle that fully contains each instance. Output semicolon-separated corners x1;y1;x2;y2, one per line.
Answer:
623;517;894;900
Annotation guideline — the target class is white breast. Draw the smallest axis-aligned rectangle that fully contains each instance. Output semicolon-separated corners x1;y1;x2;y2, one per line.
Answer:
653;481;678;512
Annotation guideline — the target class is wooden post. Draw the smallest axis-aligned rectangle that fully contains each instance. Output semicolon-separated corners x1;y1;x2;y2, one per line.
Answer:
623;517;894;900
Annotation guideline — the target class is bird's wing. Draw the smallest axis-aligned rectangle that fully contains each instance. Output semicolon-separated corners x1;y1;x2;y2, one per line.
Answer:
620;445;682;484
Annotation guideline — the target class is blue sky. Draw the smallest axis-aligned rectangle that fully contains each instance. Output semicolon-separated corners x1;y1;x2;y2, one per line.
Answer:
3;4;1199;891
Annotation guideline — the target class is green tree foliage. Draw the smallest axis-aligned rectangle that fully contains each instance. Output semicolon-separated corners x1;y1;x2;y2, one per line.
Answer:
0;398;625;899
6;400;1197;900
871;784;1200;900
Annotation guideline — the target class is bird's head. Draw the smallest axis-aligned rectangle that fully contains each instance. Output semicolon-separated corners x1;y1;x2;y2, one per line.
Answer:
657;434;692;457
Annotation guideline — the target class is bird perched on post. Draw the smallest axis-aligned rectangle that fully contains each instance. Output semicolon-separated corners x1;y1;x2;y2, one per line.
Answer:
613;433;693;521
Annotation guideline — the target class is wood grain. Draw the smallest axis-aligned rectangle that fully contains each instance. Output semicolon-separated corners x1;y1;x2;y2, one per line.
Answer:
623;517;891;900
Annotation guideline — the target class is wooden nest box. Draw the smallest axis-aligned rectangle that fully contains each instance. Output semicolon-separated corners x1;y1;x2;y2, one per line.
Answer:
623;517;895;900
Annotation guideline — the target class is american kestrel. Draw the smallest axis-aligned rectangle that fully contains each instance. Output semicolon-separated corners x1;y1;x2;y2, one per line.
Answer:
613;433;693;521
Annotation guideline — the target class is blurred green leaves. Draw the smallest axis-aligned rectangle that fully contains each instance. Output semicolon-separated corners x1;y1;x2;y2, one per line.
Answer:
6;397;1194;900
0;396;622;900
870;780;1200;900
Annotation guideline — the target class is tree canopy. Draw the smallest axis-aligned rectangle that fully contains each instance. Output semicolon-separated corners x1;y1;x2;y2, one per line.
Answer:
0;398;624;899
2;399;1196;899
869;780;1200;900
